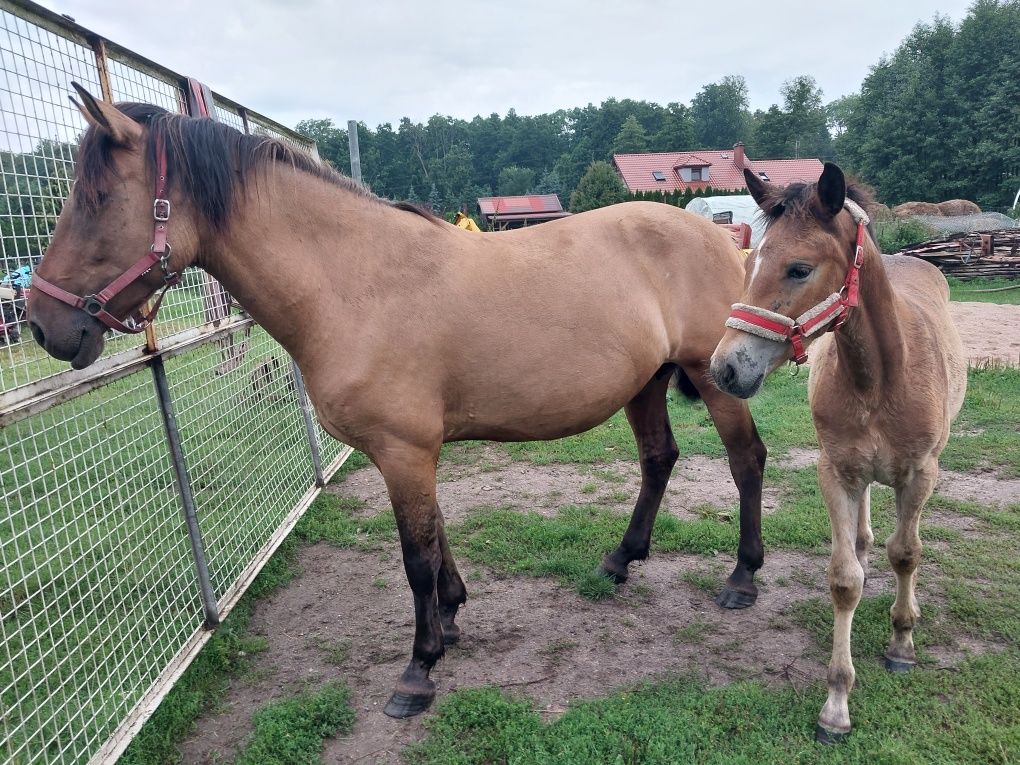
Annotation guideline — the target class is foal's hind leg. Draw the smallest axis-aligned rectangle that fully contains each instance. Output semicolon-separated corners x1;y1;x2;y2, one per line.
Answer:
856;486;874;581
374;442;446;718
599;372;677;583
690;370;767;609
885;460;937;672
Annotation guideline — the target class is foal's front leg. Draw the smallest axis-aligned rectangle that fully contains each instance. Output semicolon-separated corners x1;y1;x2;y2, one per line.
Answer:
816;456;867;744
375;443;447;718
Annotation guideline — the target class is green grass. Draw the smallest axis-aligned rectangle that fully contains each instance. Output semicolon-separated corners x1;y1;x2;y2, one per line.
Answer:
947;277;1020;305
234;682;354;765
407;653;1020;765
942;367;1020;477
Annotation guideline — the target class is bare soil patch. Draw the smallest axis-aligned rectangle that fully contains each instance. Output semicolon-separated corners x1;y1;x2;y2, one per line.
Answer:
949;301;1020;367
179;544;829;765
333;449;780;525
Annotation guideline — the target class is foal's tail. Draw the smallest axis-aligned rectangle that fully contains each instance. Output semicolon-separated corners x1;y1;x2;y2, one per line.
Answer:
673;366;702;402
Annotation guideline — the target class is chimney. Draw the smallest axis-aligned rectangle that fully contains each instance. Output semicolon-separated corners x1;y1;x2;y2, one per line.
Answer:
733;142;745;169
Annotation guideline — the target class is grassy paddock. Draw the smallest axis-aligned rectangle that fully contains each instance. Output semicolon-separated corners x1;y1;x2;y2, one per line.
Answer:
133;363;1019;764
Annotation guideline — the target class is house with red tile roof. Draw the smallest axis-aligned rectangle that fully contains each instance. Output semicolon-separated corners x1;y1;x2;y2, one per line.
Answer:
477;194;571;230
612;143;823;194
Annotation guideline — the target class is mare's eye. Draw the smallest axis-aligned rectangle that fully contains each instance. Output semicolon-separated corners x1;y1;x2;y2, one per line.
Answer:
786;264;813;281
96;191;109;206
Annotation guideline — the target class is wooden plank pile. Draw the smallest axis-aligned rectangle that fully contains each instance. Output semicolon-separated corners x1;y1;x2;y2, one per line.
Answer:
895;229;1020;280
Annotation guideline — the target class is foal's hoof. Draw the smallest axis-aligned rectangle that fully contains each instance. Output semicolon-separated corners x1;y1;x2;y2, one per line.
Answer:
815;723;849;745
596;557;628;585
715;586;758;610
884;656;916;673
383;689;435;719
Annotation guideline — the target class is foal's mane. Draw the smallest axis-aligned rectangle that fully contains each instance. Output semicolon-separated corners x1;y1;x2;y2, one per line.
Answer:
756;177;877;239
73;102;436;229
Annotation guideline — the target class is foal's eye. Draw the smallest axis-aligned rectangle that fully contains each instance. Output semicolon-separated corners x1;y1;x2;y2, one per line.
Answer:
786;264;813;281
96;191;110;206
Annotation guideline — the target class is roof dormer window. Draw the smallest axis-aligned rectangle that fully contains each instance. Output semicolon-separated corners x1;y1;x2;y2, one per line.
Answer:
652;170;666;181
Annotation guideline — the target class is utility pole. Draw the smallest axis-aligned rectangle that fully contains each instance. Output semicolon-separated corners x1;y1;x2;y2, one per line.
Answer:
347;120;362;185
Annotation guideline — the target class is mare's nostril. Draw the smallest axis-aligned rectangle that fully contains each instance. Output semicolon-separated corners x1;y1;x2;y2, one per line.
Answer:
29;319;45;347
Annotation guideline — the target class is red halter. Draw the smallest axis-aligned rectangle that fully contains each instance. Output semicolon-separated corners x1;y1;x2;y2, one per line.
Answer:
32;134;180;334
724;201;869;365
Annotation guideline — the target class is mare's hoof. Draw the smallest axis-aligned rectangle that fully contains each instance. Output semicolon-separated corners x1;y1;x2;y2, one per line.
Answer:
715;586;757;610
442;623;461;646
383;690;435;719
884;656;916;673
596;558;628;585
815;724;849;745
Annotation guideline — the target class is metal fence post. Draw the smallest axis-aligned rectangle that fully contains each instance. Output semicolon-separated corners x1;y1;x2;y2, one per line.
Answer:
290;359;325;487
150;355;221;629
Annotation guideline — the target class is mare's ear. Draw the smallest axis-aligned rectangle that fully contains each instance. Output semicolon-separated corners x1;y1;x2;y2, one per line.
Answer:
817;162;846;218
70;81;142;146
743;168;784;218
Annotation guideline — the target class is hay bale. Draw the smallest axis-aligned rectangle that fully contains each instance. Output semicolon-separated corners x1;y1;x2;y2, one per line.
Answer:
867;202;893;221
892;201;944;217
937;199;981;216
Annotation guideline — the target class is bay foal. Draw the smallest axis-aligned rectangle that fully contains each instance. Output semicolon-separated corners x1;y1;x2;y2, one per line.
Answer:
710;163;966;741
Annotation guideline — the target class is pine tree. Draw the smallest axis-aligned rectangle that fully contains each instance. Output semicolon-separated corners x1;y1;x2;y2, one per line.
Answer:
612;115;649;154
569;161;629;213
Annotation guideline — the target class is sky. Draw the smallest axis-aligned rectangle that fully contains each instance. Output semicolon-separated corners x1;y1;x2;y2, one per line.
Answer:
37;0;974;131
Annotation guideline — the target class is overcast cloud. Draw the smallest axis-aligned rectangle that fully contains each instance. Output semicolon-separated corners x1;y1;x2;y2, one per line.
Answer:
38;0;973;130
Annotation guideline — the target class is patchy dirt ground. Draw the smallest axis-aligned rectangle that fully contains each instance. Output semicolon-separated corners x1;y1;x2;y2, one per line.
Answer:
950;301;1020;367
179;301;1018;763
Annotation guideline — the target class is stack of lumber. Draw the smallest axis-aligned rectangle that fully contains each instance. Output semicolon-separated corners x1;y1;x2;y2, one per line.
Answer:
895;229;1020;280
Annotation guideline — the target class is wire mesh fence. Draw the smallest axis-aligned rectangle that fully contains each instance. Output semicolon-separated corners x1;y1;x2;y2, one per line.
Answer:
0;1;350;762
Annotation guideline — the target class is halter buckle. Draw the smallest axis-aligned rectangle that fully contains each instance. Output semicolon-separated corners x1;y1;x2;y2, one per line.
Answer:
82;295;104;316
153;198;171;222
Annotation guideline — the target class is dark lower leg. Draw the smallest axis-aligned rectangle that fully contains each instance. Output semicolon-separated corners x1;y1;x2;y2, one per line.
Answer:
600;374;677;583
693;379;766;609
436;511;467;644
377;445;446;718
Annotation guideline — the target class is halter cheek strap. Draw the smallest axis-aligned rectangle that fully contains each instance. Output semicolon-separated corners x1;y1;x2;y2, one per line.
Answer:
32;134;180;334
724;199;870;365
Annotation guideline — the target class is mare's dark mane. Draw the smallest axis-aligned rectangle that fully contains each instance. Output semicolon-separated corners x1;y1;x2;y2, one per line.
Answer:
73;102;436;229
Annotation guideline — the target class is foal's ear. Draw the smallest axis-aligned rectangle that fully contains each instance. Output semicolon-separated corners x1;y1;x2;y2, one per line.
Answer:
743;168;784;218
743;167;771;207
70;82;142;146
817;162;846;218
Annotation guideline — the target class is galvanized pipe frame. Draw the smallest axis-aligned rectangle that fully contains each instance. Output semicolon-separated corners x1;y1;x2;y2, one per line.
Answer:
1;2;353;762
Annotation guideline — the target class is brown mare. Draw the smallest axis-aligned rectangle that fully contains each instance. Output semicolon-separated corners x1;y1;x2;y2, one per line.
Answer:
29;86;768;718
710;163;966;742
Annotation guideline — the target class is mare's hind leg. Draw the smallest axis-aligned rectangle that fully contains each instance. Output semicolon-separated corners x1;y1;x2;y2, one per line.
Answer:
374;441;446;718
599;371;677;583
688;366;767;609
436;510;467;645
885;460;937;672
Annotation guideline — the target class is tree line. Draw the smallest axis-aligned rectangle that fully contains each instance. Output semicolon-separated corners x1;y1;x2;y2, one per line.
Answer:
296;0;1019;214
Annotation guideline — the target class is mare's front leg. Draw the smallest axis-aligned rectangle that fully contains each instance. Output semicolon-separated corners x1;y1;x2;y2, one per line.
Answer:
695;378;767;609
885;460;937;672
375;442;447;718
816;454;867;744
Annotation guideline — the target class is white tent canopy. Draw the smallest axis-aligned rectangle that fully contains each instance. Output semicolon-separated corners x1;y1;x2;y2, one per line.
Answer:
685;195;766;247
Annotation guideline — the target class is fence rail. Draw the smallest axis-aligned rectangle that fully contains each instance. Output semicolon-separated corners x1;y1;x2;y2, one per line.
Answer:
0;2;350;762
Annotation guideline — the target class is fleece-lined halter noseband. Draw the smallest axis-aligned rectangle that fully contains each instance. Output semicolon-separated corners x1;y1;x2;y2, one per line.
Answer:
32;134;180;334
724;199;870;365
